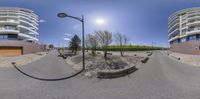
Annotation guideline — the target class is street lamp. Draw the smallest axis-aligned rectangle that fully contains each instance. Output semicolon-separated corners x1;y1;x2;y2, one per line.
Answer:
57;13;85;71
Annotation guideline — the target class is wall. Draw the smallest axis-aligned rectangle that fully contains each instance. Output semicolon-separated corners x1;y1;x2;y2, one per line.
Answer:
0;40;45;54
170;40;200;55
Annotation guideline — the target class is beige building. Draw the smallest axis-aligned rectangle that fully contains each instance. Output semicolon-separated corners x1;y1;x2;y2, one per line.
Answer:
0;7;44;55
169;7;200;54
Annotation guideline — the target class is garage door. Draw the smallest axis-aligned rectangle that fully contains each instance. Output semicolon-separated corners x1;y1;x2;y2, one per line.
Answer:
0;47;22;55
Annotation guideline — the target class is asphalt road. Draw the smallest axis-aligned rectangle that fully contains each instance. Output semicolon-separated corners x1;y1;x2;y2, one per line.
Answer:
1;51;200;99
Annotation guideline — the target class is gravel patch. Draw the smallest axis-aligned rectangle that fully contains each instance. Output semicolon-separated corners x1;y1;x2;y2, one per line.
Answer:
67;51;149;78
0;52;48;67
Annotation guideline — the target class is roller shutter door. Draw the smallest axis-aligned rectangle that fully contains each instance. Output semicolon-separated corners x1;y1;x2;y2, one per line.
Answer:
0;47;22;55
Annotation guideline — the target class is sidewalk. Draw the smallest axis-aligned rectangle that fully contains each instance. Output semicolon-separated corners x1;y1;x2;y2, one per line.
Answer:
16;50;76;79
168;51;200;67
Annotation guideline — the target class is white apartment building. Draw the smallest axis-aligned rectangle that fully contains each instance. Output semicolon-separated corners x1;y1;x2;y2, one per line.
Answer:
169;7;200;54
0;7;39;42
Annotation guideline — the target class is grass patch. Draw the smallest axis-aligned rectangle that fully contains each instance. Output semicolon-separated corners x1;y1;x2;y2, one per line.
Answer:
96;45;162;51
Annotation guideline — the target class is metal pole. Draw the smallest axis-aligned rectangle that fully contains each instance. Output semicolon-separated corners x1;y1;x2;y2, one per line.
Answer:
82;15;85;70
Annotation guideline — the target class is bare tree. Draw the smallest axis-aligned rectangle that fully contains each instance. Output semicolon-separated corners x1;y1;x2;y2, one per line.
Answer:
86;33;98;55
114;32;128;56
95;30;112;58
85;35;89;52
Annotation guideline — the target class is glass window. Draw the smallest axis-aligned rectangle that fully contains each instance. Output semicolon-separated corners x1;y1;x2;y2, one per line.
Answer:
0;35;8;40
0;35;3;39
182;29;187;33
189;35;196;41
3;35;8;38
7;34;17;40
182;23;186;27
181;37;187;42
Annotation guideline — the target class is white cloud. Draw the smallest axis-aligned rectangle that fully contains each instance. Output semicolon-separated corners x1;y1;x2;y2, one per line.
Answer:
72;24;81;30
64;38;70;41
64;33;74;39
39;19;46;23
64;33;73;36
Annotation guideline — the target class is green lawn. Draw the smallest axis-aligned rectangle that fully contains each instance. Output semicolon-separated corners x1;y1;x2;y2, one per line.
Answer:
97;45;162;51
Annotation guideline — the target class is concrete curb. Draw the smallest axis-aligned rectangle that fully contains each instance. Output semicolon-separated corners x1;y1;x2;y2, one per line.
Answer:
141;57;149;63
97;66;138;79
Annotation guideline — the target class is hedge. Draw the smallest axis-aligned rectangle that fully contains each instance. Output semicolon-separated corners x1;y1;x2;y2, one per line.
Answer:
96;45;162;51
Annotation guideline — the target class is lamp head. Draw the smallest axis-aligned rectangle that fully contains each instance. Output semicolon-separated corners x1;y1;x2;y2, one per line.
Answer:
57;13;68;18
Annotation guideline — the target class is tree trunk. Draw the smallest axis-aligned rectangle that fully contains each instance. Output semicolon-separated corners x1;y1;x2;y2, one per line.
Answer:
104;50;107;58
75;48;77;55
92;50;95;56
120;50;123;56
120;44;123;56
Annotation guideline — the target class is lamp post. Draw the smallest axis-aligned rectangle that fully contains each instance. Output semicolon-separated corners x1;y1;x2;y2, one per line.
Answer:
57;13;85;71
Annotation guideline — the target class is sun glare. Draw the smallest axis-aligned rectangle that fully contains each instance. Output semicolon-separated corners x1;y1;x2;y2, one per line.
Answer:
95;18;106;25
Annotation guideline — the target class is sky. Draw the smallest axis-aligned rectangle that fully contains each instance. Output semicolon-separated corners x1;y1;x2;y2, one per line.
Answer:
0;0;200;47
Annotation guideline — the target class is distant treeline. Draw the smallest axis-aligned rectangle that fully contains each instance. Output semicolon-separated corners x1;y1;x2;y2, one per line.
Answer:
96;45;163;51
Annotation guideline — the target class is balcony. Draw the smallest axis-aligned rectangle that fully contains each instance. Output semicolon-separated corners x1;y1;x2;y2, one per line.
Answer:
187;20;200;26
19;20;38;30
168;23;179;32
0;19;19;25
187;28;200;35
19;16;38;26
0;29;19;34
168;28;179;36
20;12;38;22
168;18;178;25
18;25;38;35
0;13;19;18
168;19;179;28
18;33;38;41
188;16;200;21
187;12;200;18
168;35;180;42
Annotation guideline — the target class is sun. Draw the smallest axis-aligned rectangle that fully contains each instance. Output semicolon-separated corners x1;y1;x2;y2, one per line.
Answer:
95;18;106;25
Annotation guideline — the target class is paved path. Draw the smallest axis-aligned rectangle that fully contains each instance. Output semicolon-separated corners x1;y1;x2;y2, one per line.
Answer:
1;51;200;99
13;50;76;79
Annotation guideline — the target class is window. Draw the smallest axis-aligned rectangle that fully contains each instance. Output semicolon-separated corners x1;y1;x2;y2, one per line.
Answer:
189;35;196;41
4;35;7;38
7;34;17;40
171;39;180;45
182;29;187;33
181;37;187;42
0;35;3;39
182;23;186;27
0;25;17;30
0;34;17;40
0;35;8;40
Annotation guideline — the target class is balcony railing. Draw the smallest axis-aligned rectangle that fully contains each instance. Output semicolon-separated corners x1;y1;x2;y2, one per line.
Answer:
18;25;38;35
0;26;17;30
168;23;179;32
188;28;200;31
187;20;200;26
0;14;18;17
0;19;18;23
186;28;200;35
168;28;179;36
168;35;180;42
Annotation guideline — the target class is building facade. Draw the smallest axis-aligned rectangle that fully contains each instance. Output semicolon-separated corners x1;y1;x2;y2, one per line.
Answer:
0;7;45;55
0;7;39;41
169;7;200;55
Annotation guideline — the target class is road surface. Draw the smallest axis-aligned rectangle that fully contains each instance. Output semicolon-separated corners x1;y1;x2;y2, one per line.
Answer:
1;51;200;99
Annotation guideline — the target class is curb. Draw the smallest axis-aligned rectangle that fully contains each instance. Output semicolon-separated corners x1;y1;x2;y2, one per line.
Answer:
97;66;138;79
